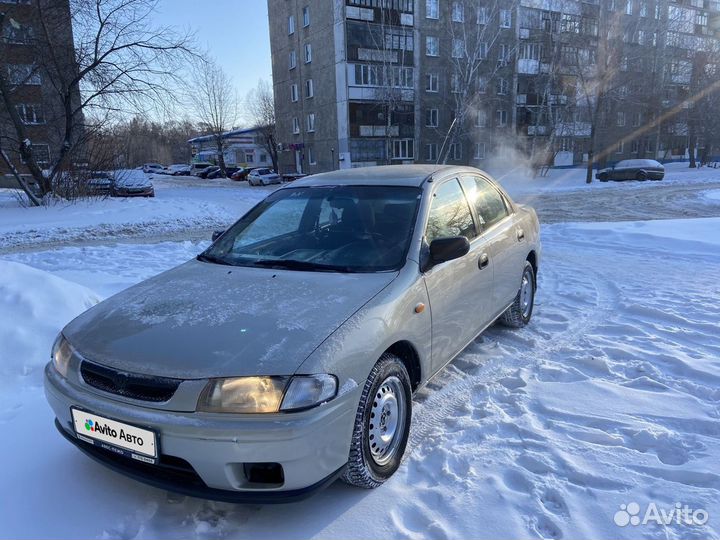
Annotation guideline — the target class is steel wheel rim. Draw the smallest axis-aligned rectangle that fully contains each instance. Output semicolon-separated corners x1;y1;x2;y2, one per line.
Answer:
520;269;534;318
368;376;406;466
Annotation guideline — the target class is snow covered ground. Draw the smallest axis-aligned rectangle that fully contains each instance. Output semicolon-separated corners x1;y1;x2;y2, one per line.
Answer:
1;166;719;539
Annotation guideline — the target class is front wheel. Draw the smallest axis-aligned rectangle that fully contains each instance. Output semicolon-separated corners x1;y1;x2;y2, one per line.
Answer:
499;261;535;328
342;353;412;488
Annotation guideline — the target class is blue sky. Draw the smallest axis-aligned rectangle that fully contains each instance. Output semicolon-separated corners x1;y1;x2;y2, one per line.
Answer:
154;0;273;101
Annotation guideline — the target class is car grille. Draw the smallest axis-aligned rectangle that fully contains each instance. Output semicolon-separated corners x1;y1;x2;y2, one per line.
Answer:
80;361;181;402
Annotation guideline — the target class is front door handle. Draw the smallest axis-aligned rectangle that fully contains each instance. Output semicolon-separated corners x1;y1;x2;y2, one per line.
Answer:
517;229;525;241
478;253;489;270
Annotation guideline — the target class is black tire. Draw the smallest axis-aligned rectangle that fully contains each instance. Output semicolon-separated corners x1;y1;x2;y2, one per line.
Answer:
636;170;648;181
598;174;608;182
342;353;412;489
499;261;536;328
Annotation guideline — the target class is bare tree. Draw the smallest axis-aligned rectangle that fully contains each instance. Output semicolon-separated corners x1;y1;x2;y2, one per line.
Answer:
441;0;518;164
189;59;238;176
245;79;278;171
0;0;195;205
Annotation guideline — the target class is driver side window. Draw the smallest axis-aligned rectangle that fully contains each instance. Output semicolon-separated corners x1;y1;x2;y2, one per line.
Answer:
426;179;476;243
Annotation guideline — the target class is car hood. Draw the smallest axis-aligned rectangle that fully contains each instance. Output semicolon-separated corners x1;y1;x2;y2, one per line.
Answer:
63;260;397;379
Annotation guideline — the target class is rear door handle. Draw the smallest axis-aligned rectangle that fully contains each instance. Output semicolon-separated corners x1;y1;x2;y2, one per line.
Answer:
517;229;525;241
478;253;489;270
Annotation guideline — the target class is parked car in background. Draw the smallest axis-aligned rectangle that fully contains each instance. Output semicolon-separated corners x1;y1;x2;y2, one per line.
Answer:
198;166;221;179
167;164;191;176
142;163;166;175
190;162;213;176
596;159;665;182
206;167;227;179
45;165;539;501
281;173;307;182
247;168;281;186
224;166;240;177
111;169;155;197
85;172;114;196
230;167;255;181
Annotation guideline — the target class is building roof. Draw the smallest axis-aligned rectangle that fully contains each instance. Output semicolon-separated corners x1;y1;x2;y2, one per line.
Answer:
287;165;485;188
187;127;261;144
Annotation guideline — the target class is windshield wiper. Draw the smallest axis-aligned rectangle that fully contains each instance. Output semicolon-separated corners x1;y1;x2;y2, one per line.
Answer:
252;259;353;273
196;253;232;266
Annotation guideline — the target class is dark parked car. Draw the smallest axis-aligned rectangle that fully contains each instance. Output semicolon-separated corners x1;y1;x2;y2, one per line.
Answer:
198;166;221;179
85;172;114;196
596;159;665;182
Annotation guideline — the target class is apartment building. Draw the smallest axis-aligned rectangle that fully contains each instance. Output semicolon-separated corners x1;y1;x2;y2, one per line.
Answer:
0;0;76;180
268;0;720;173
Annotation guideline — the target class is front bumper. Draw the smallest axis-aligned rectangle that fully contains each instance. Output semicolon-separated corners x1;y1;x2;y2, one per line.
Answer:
45;364;356;500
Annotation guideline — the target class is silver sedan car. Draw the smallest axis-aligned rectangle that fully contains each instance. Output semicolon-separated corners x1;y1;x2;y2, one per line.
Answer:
45;165;540;502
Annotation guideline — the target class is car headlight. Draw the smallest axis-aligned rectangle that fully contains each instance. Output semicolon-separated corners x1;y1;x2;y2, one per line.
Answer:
197;374;337;413
51;333;74;378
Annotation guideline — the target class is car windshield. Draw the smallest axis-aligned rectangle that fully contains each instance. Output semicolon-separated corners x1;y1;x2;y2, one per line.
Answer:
200;186;422;272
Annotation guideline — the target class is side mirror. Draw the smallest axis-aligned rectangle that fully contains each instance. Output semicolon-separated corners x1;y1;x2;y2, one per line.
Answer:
424;236;470;270
211;230;225;241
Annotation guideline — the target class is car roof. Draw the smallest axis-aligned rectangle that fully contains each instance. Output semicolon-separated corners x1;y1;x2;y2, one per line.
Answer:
286;165;486;188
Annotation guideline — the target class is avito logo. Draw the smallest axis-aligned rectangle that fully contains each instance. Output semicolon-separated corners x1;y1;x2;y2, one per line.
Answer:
84;419;94;432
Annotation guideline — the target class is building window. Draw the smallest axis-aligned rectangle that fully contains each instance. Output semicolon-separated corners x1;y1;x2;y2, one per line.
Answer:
289;50;297;70
631;140;639;153
452;38;464;58
304;43;312;63
30;144;50;164
426;36;439;56
305;79;314;98
307;146;316;165
477;75;487;93
392;139;414;160
3;22;33;44
288;15;295;34
448;142;462;160
7;64;41;85
15;103;44;125
260;154;267;162
302;6;310;27
426;108;439;127
426;72;439;92
246;152;254;163
476;110;487;127
496;109;508;127
292;117;300;134
452;1;464;22
616;141;624;153
477;42;488;59
426;143;438;162
496;78;508;95
426;0;439;19
639;1;647;16
384;31;414;51
497;44;509;66
477;6;488;24
451;72;461;93
306;113;315;132
625;0;633;15
290;83;298;102
500;9;512;28
474;142;486;159
617;111;625;126
633;111;642;127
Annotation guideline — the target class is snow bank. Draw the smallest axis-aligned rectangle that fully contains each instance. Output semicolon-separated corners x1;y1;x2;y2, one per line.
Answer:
0;260;99;384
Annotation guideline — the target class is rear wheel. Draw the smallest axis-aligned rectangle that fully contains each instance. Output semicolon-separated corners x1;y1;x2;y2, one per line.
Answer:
636;170;648;181
342;354;412;488
499;261;535;328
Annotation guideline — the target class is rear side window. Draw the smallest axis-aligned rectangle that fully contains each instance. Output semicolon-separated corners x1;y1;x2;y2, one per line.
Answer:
460;176;509;230
426;179;476;243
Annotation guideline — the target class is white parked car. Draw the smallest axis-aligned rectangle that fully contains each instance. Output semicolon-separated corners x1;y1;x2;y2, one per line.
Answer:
142;163;166;174
248;168;281;186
